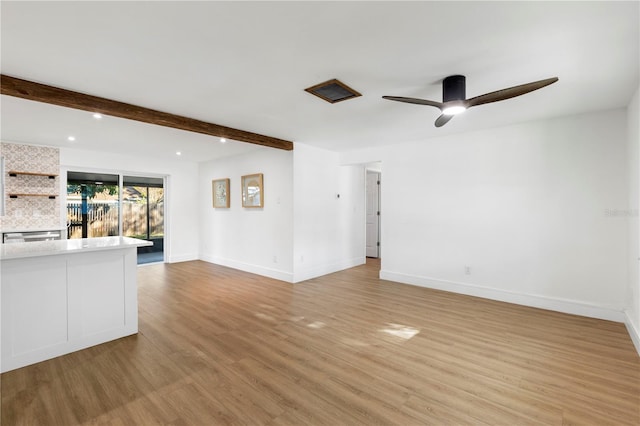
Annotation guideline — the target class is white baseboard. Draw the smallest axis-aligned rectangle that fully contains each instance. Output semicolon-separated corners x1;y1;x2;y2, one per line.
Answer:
293;256;366;283
624;310;640;357
380;270;625;323
198;255;365;284
200;254;294;283
167;253;199;263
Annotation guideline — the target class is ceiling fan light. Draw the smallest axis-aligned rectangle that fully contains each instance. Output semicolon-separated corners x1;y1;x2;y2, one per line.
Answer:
442;105;466;116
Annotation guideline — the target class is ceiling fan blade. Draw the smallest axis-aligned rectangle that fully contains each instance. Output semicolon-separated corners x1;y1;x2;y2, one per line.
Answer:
466;77;558;108
382;96;443;109
435;114;454;127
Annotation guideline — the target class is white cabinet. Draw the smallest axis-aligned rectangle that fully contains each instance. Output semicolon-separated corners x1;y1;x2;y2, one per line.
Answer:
0;237;150;372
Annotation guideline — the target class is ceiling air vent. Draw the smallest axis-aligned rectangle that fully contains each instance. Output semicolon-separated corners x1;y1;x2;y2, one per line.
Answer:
304;79;362;104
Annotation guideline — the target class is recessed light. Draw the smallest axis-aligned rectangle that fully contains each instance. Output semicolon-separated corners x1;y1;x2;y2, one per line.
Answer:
93;113;103;119
220;138;227;143
176;151;182;156
67;136;76;141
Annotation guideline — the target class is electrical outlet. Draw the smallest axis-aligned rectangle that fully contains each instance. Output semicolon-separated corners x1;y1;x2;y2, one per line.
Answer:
465;266;471;275
273;255;278;263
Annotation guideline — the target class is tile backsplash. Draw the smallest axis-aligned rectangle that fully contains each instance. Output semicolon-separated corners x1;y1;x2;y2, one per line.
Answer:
0;142;62;231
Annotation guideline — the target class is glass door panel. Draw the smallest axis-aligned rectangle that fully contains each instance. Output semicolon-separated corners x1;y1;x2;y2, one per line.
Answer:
123;176;164;264
67;172;119;239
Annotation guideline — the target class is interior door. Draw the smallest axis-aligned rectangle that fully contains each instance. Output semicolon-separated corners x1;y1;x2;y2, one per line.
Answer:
366;171;380;258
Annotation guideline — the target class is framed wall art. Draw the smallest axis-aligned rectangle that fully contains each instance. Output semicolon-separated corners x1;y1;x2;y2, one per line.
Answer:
241;173;263;208
212;178;230;208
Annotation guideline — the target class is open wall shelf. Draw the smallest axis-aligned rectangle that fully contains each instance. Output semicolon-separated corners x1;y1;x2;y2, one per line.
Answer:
6;170;59;199
8;194;57;199
8;171;58;179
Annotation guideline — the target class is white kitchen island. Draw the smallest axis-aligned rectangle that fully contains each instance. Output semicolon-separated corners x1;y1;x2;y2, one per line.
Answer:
0;236;152;373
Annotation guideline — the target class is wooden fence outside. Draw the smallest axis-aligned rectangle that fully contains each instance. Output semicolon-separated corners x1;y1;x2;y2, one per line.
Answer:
67;201;164;239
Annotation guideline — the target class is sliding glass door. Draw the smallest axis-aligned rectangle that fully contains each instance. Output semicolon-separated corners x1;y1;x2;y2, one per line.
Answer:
67;171;165;264
123;176;164;264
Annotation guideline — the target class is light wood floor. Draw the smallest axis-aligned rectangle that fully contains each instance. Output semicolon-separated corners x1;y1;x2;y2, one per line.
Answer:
2;259;639;425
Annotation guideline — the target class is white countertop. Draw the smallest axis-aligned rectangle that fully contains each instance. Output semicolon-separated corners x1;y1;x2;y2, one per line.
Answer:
0;236;153;260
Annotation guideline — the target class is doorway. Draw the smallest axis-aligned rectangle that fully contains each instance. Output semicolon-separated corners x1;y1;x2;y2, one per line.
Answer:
366;169;381;258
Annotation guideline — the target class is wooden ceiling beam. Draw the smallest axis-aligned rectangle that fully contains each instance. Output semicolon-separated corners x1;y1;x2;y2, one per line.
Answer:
1;74;294;151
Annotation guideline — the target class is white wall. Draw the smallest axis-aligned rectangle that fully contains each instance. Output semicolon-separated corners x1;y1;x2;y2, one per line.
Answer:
626;86;640;354
198;143;364;283
293;143;366;282
199;147;294;281
343;109;629;322
60;147;200;262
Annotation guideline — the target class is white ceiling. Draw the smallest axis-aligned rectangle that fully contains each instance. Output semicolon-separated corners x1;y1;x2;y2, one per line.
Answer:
1;1;638;162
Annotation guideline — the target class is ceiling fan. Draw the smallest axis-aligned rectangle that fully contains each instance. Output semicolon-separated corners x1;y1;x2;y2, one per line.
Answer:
382;75;558;127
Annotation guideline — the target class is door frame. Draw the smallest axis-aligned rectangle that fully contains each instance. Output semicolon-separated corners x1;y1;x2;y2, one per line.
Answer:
62;166;168;263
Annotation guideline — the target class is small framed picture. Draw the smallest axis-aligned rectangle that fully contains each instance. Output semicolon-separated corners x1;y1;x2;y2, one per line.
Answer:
241;173;263;208
212;178;230;208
